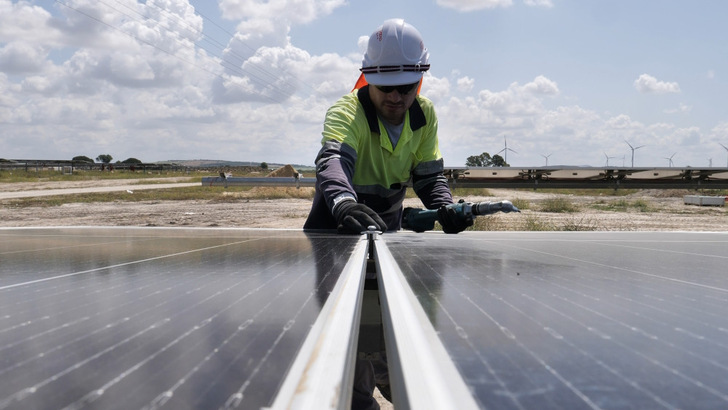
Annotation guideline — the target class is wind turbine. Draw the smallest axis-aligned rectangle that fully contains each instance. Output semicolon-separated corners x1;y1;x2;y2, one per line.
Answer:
664;153;676;167
625;139;645;167
721;143;728;167
603;152;615;167
708;158;713;168
497;136;517;164
541;153;552;166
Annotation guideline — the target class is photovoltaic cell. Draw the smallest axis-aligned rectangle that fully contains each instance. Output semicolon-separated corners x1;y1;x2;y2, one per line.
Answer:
383;231;728;409
0;228;359;410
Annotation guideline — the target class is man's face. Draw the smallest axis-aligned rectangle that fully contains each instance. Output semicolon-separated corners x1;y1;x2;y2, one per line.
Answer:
368;82;419;126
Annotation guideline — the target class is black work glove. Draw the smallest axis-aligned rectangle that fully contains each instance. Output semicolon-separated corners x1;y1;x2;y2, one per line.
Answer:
333;201;387;234
437;202;473;234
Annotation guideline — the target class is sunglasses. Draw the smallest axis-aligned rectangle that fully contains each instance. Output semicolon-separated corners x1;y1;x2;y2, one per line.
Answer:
374;82;419;95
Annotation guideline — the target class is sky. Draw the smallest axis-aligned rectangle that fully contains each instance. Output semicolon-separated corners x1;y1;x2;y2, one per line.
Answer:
1;0;727;168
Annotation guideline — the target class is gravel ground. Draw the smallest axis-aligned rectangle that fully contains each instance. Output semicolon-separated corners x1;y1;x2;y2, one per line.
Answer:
0;179;726;231
0;179;724;409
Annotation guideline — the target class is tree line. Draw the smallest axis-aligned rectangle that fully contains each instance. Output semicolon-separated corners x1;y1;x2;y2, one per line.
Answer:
72;155;142;164
465;152;509;167
73;155;269;169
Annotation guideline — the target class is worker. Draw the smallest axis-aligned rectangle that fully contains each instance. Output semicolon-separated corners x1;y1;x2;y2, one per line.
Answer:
303;18;472;235
303;18;470;409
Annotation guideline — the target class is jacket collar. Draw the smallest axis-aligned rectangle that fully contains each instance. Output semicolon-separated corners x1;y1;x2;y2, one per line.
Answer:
357;85;427;134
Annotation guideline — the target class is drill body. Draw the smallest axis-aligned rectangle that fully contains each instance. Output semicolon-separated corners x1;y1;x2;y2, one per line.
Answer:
402;200;520;232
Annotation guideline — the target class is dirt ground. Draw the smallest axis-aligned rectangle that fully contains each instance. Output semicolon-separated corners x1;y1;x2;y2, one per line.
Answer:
0;179;724;410
0;179;727;231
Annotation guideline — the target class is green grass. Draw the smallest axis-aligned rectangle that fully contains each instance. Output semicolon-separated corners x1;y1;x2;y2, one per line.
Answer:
6;172;717;233
521;215;556;231
510;198;530;210
511;188;638;197
0;166;297;184
0;169;201;183
3;186;316;208
405;187;492;199
539;197;579;213
450;187;493;197
561;216;600;231
590;198;653;212
467;213;602;232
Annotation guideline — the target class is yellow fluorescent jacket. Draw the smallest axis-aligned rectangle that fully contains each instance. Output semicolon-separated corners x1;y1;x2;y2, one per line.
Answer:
322;89;443;191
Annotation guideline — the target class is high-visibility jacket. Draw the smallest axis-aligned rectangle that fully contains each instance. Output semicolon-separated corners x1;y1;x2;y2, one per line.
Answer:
303;85;453;231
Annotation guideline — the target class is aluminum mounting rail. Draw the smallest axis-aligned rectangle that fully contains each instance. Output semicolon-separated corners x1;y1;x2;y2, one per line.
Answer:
268;237;368;409
374;237;480;410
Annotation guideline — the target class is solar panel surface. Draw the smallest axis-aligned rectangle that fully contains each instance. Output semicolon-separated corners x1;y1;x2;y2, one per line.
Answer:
2;228;727;409
383;231;728;409
0;228;359;410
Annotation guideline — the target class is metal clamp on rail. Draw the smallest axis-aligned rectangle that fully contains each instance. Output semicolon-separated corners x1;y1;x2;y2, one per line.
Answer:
363;225;381;260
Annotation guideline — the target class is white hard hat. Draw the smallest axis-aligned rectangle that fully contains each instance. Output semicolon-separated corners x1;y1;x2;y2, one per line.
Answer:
361;18;430;86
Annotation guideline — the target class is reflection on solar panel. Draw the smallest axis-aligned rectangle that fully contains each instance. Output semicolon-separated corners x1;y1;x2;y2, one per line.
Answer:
1;228;727;409
383;232;728;409
0;228;363;409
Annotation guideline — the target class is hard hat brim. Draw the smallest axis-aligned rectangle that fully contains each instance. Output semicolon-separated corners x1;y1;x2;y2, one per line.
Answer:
363;71;424;86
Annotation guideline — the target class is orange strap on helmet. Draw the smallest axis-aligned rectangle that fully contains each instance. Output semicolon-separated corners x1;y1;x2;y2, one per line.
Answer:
352;73;368;92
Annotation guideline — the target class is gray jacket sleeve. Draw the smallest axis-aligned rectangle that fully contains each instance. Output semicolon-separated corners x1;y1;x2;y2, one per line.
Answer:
412;158;453;209
314;140;358;212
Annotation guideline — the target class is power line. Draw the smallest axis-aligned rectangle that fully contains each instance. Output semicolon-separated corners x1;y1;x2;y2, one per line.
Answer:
144;0;318;97
113;0;297;102
54;0;313;104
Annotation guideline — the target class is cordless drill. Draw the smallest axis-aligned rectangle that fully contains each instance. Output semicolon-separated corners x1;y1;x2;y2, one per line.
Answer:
401;200;520;232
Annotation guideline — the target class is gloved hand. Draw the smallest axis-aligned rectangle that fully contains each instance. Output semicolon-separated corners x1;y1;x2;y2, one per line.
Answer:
437;201;474;234
333;201;387;234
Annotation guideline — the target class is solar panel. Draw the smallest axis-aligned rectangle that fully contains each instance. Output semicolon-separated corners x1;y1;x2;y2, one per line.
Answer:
382;231;728;409
2;228;727;409
0;228;363;409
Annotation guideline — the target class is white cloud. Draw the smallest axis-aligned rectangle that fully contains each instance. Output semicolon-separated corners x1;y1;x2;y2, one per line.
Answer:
456;76;475;93
0;0;356;164
523;75;559;95
219;0;345;23
605;114;643;130
304;52;360;96
471;76;558;115
420;75;451;104
0;0;60;44
0;42;48;74
434;75;568;164
209;0;353;103
436;0;513;11
664;103;691;114
670;126;701;146
523;0;554;7
435;0;552;11
0;1;722;169
633;74;680;94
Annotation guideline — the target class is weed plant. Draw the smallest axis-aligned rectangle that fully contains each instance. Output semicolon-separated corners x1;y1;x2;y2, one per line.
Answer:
590;199;653;212
5;186;316;208
539;197;579;213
